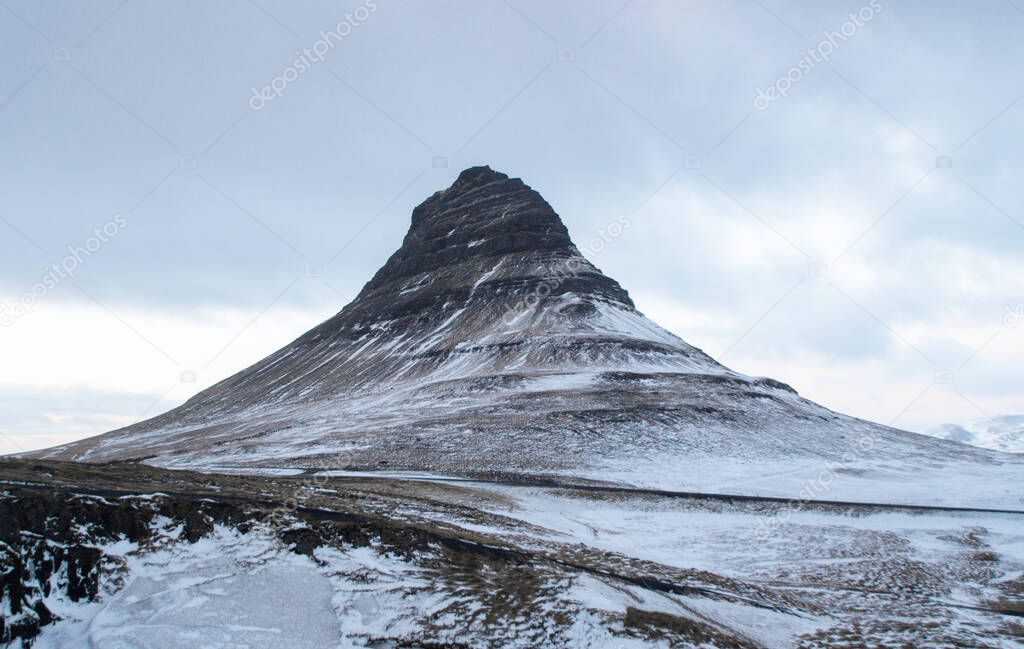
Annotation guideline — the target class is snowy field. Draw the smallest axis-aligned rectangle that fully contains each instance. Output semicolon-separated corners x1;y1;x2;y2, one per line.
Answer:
6;459;1020;648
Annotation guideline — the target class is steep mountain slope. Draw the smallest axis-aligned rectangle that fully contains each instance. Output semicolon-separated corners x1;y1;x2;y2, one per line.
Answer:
32;166;1022;507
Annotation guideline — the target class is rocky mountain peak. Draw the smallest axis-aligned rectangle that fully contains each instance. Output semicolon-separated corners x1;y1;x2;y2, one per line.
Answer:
410;165;512;226
408;165;565;241
347;166;633;327
450;164;510;192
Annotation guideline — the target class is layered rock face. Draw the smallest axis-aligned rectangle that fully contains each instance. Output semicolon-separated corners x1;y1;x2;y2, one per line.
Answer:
33;167;1011;493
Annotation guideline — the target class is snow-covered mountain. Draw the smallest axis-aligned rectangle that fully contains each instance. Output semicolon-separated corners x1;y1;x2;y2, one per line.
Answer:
30;166;1023;507
931;415;1024;454
8;167;1024;648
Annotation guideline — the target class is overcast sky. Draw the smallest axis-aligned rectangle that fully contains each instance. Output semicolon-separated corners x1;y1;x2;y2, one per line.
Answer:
1;0;1022;454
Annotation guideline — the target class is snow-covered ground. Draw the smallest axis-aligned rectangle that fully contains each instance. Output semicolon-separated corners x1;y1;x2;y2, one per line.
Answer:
32;525;344;649
597;454;1024;510
21;516;727;648
207;456;1024;511
456;483;1024;647
23;517;825;649
468;483;1024;576
5;460;1022;648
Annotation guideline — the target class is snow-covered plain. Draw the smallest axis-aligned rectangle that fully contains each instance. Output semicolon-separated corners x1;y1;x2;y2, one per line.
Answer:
19;479;1023;648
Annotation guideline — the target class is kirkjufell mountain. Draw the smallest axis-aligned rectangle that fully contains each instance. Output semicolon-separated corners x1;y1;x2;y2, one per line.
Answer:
9;167;1024;648
32;166;1019;505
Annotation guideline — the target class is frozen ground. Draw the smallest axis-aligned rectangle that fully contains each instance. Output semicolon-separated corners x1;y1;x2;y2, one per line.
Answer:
33;526;343;649
3;459;1021;648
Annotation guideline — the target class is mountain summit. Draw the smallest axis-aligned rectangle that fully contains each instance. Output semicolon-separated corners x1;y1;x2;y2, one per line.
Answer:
303;164;639;349
34;167;1017;505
